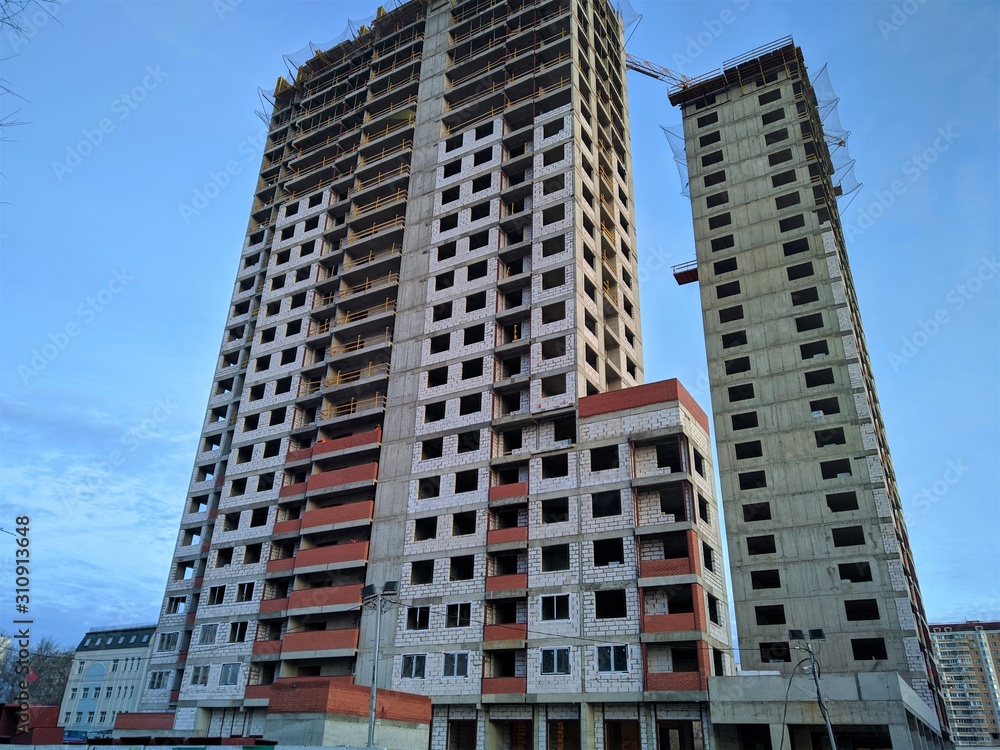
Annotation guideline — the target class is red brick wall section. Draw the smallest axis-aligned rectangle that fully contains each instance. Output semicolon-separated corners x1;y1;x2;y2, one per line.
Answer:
489;482;528;500
307;463;379;492
312;427;382;456
114;712;175;730
578;378;710;433
268;678;430;724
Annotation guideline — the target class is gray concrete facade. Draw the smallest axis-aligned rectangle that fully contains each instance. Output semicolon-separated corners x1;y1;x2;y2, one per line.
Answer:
669;37;949;745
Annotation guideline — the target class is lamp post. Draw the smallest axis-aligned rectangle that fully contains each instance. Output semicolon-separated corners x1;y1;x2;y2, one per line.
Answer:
362;580;398;749
789;628;838;750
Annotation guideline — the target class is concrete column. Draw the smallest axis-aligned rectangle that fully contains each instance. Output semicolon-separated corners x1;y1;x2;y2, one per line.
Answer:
888;722;916;750
768;723;790;750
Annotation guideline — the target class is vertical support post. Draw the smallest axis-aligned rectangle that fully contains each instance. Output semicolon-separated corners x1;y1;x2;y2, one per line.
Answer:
367;588;382;749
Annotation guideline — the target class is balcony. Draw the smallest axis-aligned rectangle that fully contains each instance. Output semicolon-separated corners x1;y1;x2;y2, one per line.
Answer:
642;613;697;633
484;622;527;642
307;463;379;492
485;573;527;592
243;685;272;701
481;677;527;694
672;260;699;286
487;526;528;545
639;557;695;578
259;597;289;613
279;481;308;498
295;541;369;569
273;519;301;535
265;557;295;573
489;482;528;502
289;583;363;610
301;500;374;530
282;628;359;653
312;427;382;456
252;639;282;656
645;671;705;691
114;713;175;731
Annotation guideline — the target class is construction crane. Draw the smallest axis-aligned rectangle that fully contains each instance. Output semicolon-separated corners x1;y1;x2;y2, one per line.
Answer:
624;52;700;286
624;53;692;89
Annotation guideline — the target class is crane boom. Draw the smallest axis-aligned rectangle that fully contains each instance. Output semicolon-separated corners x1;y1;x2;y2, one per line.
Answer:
625;53;691;88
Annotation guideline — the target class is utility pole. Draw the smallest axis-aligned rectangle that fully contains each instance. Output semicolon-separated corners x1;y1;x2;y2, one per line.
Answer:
790;629;838;750
362;581;398;749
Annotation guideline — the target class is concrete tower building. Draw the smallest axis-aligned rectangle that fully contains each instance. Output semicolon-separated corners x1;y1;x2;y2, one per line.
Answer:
132;0;731;747
668;38;948;744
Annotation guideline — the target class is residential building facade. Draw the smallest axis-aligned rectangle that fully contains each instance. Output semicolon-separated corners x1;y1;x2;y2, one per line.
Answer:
931;621;1000;746
134;0;732;747
58;624;155;741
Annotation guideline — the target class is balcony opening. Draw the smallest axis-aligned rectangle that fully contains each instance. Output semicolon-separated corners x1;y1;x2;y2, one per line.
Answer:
594;589;627;619
421;438;443;460
746;535;776;555
593;538;624;567
708;595;721;625
417;476;441;499
541;498;569;524
437;242;457;261
433;302;452;322
540;374;567;397
452;510;476;535
851;638;888;660
800;340;829;360
750;569;781;589
821;459;852;480
815;427;846;447
760;641;791;663
414;517;437;541
845;599;880;621
553;417;575;443
810;397;840;416
450;555;475;580
590;445;619;471
739;471;767;490
755;605;786;626
742;502;771;522
655;438;684;472
424;402;446;423
722;330;747;348
805;368;835;387
839;561;873;583
659;483;689;520
832;526;865;547
459;393;481;415
457;430;481;453
592;490;621;518
725;357;751;375
541;454;569;478
735;440;762;460
464;323;485;344
541;544;570;572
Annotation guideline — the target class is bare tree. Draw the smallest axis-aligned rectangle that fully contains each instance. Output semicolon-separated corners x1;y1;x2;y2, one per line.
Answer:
0;631;74;706
1;0;62;134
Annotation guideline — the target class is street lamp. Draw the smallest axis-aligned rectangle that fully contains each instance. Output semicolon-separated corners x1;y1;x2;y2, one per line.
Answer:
362;580;398;749
788;628;838;750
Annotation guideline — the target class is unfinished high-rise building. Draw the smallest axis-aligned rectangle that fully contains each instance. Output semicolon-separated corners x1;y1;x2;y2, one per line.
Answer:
128;0;732;748
669;38;948;750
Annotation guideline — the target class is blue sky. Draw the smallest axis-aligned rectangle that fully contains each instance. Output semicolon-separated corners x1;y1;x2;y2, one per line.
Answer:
0;0;996;649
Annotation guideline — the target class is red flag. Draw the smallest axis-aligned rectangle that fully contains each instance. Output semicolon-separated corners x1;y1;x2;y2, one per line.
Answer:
26;668;38;683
